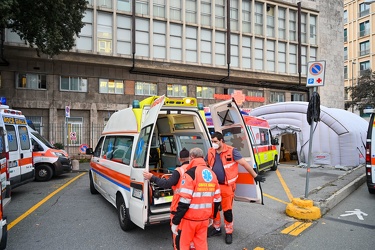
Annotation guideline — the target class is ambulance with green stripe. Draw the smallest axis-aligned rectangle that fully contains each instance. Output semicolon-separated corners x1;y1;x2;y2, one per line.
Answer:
206;111;278;172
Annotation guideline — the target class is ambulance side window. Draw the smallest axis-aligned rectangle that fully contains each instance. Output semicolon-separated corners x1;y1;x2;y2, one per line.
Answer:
18;126;31;150
102;137;116;159
93;137;104;157
5;125;18;151
112;136;134;165
259;129;270;146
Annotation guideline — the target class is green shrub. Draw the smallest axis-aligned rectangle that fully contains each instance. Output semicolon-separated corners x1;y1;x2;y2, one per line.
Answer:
54;142;64;149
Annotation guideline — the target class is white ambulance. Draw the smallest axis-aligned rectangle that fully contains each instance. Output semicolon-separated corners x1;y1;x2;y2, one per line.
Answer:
365;108;375;194
0;104;34;192
86;96;262;231
0;126;8;250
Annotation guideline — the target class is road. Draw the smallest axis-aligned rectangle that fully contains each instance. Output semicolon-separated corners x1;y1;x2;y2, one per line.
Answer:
3;166;374;249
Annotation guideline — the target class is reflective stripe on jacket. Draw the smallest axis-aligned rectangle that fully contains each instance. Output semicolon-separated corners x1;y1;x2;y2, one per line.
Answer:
170;163;189;213
207;143;239;185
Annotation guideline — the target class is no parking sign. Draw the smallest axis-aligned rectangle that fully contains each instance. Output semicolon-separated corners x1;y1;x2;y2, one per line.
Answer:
306;61;326;87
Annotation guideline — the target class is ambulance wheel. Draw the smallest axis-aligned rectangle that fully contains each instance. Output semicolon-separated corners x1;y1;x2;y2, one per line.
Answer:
369;188;375;194
89;171;98;194
117;195;135;231
35;164;53;182
270;157;278;171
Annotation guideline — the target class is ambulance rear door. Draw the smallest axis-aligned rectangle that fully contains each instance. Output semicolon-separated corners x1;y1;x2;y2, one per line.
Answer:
129;95;165;229
209;98;263;204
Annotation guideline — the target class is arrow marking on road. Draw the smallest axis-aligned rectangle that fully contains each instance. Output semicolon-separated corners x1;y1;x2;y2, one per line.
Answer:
340;209;368;220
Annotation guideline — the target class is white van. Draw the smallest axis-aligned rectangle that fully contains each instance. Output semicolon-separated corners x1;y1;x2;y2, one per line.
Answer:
86;96;262;231
0;127;8;250
365;108;375;194
0;104;34;191
29;128;72;181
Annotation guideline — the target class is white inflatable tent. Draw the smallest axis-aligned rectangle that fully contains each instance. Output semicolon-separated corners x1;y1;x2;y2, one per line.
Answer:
250;102;368;167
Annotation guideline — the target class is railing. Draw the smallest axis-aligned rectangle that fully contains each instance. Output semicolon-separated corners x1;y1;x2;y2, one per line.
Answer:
359;9;370;17
359;49;370;56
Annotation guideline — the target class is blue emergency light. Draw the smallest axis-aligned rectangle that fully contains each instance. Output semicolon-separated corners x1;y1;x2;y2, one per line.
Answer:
0;97;6;105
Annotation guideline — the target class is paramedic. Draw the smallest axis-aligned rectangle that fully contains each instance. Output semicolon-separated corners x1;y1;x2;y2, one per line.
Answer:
171;147;221;250
206;131;265;245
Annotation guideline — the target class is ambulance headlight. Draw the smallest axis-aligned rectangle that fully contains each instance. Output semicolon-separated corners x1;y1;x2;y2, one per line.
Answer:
53;152;64;157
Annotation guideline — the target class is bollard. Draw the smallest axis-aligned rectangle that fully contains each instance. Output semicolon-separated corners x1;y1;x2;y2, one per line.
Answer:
72;160;80;171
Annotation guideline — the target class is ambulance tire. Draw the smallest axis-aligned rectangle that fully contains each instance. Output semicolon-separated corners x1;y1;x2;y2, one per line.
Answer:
35;164;53;182
270;156;278;171
369;188;375;194
117;195;135;231
89;171;99;194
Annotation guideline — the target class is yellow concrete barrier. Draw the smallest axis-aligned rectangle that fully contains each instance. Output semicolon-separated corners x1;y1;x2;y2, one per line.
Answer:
286;197;321;220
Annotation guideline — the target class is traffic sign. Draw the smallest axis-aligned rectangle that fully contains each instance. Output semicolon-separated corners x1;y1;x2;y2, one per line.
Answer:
70;132;76;141
306;61;326;87
65;106;70;118
79;144;89;154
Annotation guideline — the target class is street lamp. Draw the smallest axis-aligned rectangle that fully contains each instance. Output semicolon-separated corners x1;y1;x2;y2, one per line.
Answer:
351;61;356;113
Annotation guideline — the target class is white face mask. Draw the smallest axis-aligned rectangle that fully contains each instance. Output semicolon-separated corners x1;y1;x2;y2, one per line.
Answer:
212;143;220;150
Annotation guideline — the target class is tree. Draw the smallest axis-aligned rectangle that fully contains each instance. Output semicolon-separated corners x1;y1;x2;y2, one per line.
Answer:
347;69;375;110
0;0;87;57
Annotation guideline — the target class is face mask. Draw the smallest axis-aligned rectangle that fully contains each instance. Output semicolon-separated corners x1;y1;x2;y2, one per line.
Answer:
212;143;220;150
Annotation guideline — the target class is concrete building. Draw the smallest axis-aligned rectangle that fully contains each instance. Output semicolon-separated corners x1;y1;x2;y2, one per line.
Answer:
344;0;374;115
0;0;343;156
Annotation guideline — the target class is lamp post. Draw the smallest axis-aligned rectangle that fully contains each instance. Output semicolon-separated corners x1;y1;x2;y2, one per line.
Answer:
351;61;356;113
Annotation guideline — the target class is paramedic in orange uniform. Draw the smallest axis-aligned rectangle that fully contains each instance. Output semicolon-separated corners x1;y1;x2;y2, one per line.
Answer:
206;131;265;245
143;148;195;250
171;148;221;250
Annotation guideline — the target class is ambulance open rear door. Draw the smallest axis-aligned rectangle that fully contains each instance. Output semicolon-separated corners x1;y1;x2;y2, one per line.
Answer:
209;98;263;204
129;96;165;229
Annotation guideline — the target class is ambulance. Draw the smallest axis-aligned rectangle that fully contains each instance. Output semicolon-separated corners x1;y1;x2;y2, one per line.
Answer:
0;103;34;192
86;95;262;231
0;127;8;250
29;127;72;182
206;111;278;172
364;108;375;194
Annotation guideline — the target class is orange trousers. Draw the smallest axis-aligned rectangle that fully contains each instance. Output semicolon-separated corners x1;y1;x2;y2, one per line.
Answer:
175;218;209;250
213;183;235;234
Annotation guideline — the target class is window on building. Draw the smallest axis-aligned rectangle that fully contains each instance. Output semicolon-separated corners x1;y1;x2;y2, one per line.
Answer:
76;10;93;51
301;13;307;43
270;91;285;103
196;86;214;99
5;29;23;44
266;5;275;37
170;23;182;61
186;0;197;24
118;0;131;12
289;10;297;42
67;117;83;146
247;90;263;97
343;10;347;23
278;42;286;73
359;41;370;57
98;0;112;8
153;0;165;18
99;79;124;94
215;0;225;29
230;0;239;31
136;0;149;15
344;28;347;42
117;14;131;55
26;116;42;134
344;65;348;79
242;36;251;69
167;84;187;97
170;0;182;21
301;46;307;75
344;47;348;60
215;31;226;66
359;21;370;37
135;81;157;95
201;29;212;64
291;93;305;101
186;26;197;63
242;0;251;33
310;15;317;45
254;2;263;35
359;3;370;17
136;18;150;57
201;0;211;26
231;34;239;68
97;12;112;53
266;40;275;72
153;21;166;59
16;73;46;90
278;7;286;40
359;61;371;76
310;47;317;62
289;44;297;74
60;76;88;92
254;38;263;70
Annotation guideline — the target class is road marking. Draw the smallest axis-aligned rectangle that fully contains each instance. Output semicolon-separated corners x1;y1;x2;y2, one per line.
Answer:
8;173;86;230
340;209;368;220
263;193;289;205
276;169;294;202
281;221;312;236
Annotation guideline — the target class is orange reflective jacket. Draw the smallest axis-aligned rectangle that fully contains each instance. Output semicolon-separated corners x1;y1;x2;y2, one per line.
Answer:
170;163;189;213
207;143;239;185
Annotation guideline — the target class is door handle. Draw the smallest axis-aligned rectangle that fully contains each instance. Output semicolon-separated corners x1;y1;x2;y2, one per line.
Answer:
131;178;136;180
20;153;24;159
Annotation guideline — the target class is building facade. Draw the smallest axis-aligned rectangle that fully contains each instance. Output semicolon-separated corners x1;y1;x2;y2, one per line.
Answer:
0;0;343;156
344;0;374;115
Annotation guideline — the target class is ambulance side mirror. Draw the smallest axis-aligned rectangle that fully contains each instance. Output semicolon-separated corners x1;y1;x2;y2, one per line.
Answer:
86;148;94;155
271;138;279;145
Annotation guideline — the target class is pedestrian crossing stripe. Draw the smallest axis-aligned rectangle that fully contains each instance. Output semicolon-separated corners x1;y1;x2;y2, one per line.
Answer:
281;221;312;236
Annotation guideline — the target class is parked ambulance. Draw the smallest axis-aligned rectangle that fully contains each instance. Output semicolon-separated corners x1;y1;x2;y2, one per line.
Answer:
29;127;72;181
206;111;278;172
86;96;262;231
364;108;375;194
0;127;8;250
0;103;34;192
